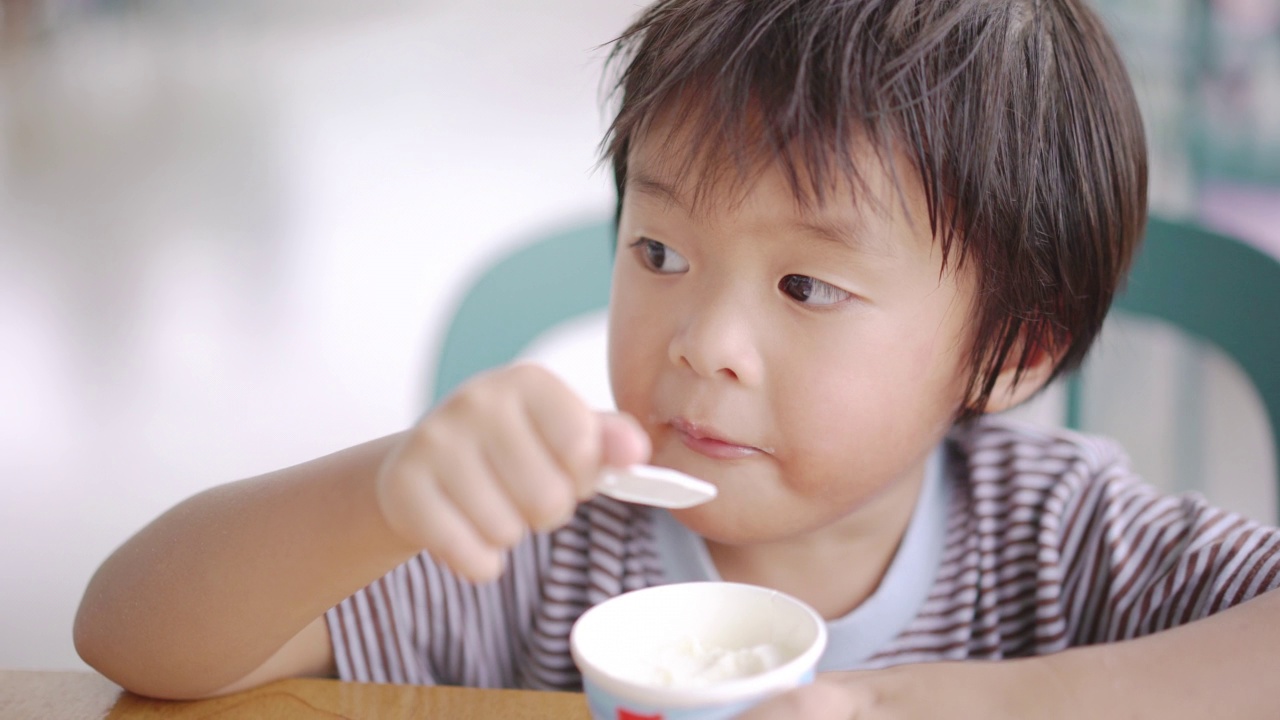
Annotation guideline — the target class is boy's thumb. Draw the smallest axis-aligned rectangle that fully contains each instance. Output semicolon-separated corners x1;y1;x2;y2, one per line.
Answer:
597;412;651;469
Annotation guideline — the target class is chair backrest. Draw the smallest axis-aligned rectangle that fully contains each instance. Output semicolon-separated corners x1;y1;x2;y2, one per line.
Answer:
1064;216;1280;512
431;221;615;406
431;215;1280;512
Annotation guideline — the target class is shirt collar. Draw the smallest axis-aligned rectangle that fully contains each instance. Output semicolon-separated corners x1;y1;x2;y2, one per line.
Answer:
653;445;951;669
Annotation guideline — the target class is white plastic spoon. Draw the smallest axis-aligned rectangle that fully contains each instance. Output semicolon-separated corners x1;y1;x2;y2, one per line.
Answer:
597;465;717;509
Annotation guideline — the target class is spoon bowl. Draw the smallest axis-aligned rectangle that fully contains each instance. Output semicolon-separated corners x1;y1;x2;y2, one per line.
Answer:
597;465;717;509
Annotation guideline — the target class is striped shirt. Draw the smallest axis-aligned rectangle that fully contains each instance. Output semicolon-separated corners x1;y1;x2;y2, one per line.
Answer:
325;417;1280;687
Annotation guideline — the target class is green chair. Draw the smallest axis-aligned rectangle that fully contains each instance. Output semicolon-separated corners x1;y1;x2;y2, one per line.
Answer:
430;221;616;406
1064;217;1280;514
430;215;1280;512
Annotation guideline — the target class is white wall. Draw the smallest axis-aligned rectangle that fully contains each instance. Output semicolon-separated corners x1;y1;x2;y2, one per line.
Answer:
0;0;639;670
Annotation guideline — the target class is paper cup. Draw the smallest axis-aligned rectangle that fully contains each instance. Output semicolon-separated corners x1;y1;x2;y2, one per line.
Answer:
570;582;827;720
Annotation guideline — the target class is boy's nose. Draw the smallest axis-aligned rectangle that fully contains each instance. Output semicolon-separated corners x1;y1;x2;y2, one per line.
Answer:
667;292;765;386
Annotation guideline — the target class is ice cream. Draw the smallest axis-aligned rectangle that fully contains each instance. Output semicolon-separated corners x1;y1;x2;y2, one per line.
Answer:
635;636;786;688
571;582;827;720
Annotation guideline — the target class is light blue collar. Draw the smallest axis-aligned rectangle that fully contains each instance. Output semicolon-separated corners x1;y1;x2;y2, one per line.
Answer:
653;447;951;670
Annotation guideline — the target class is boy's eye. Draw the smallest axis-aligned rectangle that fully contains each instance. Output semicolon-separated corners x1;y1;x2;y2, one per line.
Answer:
779;275;852;307
633;238;689;274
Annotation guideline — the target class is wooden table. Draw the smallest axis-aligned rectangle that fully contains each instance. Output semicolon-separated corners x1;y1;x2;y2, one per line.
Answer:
0;670;592;719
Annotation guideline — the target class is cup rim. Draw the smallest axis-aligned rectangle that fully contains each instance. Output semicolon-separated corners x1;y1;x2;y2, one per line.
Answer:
569;581;828;708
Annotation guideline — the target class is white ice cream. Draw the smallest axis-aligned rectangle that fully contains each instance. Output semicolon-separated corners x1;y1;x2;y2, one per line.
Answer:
637;636;786;688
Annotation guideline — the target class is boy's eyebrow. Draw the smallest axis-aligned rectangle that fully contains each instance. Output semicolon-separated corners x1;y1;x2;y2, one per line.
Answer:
630;171;890;256
791;215;887;256
629;173;690;212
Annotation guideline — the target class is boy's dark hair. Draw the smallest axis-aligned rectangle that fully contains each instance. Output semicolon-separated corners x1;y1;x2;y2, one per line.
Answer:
601;0;1148;419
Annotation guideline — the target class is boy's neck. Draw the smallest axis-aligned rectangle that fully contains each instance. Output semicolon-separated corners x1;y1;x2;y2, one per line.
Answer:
704;468;926;620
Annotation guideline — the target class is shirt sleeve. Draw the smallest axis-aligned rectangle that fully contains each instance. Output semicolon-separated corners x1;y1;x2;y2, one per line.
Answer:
1045;451;1280;645
324;534;546;687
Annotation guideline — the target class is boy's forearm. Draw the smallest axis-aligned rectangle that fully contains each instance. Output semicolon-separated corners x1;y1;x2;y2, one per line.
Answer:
74;433;418;699
1042;588;1280;719
748;590;1280;719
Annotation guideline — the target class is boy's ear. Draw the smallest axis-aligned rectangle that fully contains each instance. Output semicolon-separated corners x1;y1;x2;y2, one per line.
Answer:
980;335;1062;414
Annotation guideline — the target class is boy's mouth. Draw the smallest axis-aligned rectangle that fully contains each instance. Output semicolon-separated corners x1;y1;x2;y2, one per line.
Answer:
669;417;766;460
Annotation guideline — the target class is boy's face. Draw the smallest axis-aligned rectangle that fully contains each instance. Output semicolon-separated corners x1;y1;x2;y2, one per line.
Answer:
607;127;979;546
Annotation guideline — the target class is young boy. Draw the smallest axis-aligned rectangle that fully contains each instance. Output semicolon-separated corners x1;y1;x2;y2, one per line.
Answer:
75;0;1280;717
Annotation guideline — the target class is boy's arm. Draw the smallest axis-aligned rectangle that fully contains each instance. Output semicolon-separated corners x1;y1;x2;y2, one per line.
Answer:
1047;587;1280;718
75;364;649;701
74;434;418;700
740;588;1280;719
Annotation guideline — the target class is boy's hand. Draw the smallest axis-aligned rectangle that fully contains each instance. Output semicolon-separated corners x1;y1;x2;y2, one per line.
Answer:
374;363;651;583
736;659;1070;720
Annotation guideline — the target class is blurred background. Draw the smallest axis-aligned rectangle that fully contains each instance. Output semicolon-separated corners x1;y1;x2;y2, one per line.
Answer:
1;0;1277;672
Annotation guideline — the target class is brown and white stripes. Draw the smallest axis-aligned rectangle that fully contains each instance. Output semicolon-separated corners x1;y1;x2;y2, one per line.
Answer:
326;417;1280;686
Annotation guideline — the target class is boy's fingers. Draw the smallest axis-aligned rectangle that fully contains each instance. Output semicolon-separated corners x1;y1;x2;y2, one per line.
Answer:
598;412;652;470
517;367;604;495
432;442;528;550
481;410;580;532
380;463;506;582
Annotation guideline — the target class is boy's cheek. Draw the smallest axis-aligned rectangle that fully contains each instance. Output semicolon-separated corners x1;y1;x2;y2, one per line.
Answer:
907;335;955;384
607;327;656;422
